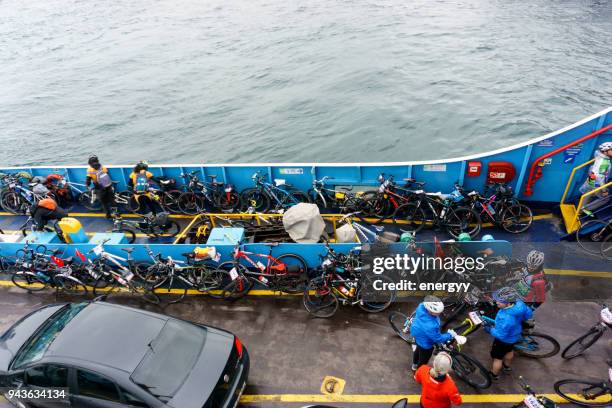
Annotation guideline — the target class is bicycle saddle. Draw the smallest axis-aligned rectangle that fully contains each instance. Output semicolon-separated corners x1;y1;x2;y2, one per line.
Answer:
64;256;74;264
121;248;135;254
339;186;353;191
426;192;448;199
264;242;280;247
51;248;62;255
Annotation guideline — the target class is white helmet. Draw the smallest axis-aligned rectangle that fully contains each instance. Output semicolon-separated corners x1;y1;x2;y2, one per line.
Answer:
423;295;445;314
432;352;452;376
526;250;545;269
599;142;612;153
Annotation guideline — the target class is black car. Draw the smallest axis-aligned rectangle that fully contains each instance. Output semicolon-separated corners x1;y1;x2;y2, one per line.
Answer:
0;301;249;408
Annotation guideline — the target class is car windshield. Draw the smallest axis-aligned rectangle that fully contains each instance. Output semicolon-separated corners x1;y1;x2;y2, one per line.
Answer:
131;319;206;402
11;303;88;369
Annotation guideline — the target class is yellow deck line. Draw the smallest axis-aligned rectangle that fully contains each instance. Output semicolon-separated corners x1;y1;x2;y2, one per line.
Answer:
0;211;193;219
239;393;602;404
1;230;175;238
545;268;612;279
1;393;605;405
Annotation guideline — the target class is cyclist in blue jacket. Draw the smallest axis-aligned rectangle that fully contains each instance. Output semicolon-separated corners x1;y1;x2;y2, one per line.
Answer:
485;288;533;380
410;296;458;371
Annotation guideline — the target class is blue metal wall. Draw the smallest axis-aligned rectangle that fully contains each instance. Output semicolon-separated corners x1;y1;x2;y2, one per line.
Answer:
0;109;610;205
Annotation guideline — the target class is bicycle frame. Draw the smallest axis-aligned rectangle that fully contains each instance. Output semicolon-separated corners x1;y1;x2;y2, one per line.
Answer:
232;245;289;278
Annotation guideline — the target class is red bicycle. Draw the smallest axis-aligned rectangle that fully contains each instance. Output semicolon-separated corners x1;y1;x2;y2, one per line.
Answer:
217;243;309;299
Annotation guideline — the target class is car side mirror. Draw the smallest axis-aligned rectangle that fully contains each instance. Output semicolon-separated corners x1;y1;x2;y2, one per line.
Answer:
391;398;408;408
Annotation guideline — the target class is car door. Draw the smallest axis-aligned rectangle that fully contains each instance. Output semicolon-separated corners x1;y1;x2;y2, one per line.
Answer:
22;364;71;408
70;369;125;408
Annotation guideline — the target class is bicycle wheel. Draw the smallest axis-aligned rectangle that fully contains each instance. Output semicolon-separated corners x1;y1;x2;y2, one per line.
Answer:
116;190;135;213
501;203;533;233
114;228;136;244
561;326;605;359
188;267;229;293
92;275;122;297
11;271;48;291
275;254;309;293
1;191;25;214
602;233;612;260
303;278;339;318
554;379;611;407
214;190;242;212
241;188;269;212
358;274;396;313
77;191;102;211
445;207;481;238
137;263;167;287
287;189;310;205
150;274;187;304
53;275;88;296
576;220;611;255
393;203;426;233
515;332;560;359
161;190;182;213
178;192;205;215
449;350;492;389
213;262;252;300
388;311;414;343
130;280;161;305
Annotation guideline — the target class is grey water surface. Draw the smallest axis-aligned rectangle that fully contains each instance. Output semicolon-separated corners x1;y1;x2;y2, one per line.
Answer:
0;0;610;166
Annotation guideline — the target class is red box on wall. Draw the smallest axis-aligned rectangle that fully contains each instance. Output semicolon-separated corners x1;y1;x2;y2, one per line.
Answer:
487;161;516;184
467;161;482;177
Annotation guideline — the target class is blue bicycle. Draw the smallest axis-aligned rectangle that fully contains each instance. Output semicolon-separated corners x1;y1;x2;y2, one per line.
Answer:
0;174;47;214
240;171;309;212
454;309;560;359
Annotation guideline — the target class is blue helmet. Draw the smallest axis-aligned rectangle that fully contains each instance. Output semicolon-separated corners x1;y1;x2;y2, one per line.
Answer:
481;234;495;242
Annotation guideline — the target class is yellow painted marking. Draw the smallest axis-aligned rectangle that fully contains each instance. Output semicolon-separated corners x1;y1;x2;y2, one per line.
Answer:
239;393;602;404
0;211;192;219
321;376;346;395
545;268;612;279
2;230;175;238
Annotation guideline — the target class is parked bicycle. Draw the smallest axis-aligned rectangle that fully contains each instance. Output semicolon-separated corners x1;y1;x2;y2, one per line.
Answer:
216;241;309;299
241;171;309;212
111;212;181;243
308;176;363;213
554;360;612;406
177;171;241;214
141;245;230;304
576;216;611;256
388;310;491;389
0;175;48;214
511;376;558;408
88;240;159;304
10;245;91;295
562;304;611;359
461;183;533;233
392;185;481;238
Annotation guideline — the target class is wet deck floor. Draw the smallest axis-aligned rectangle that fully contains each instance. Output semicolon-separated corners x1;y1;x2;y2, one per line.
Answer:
0;287;610;407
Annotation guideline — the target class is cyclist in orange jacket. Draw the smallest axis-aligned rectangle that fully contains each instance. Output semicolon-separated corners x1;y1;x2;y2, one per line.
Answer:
414;352;462;408
29;198;67;239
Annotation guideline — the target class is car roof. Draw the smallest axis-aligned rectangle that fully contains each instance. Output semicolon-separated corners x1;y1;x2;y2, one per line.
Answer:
45;302;167;373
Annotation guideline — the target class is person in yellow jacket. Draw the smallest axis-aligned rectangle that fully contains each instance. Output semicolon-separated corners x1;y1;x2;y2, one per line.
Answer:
85;155;116;218
128;161;161;215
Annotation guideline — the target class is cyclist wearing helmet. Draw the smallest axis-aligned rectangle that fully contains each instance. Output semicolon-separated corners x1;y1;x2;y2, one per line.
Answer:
128;161;161;215
410;296;458;371
513;250;546;308
579;142;611;210
414;352;462;408
85;155;116;218
485;288;533;380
